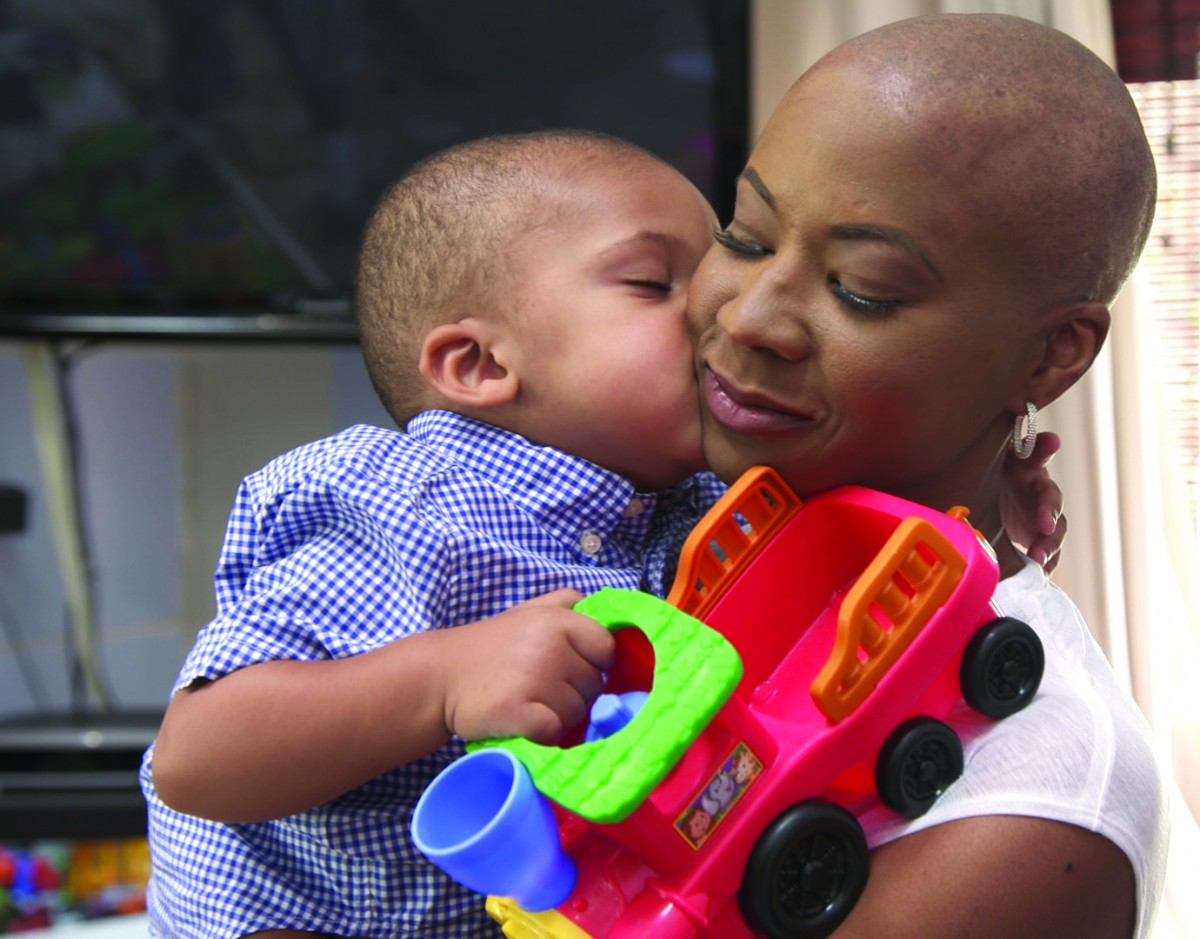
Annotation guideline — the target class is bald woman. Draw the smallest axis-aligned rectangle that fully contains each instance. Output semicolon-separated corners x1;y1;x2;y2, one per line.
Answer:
688;13;1165;939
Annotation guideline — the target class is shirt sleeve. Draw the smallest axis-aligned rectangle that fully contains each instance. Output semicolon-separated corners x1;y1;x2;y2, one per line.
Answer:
173;470;454;692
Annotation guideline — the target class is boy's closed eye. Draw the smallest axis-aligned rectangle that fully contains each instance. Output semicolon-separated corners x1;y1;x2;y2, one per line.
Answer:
625;278;674;294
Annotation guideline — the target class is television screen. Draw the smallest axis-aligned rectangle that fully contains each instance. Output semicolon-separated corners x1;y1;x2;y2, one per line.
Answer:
0;0;748;328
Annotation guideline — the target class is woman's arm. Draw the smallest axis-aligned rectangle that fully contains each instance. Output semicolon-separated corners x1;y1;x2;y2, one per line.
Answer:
834;815;1136;939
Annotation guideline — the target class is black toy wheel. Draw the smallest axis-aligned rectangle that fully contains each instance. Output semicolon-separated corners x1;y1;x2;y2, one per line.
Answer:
960;617;1044;718
738;800;869;939
875;717;963;819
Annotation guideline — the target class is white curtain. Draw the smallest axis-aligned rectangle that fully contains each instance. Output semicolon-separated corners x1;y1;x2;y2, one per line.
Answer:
748;2;1198;936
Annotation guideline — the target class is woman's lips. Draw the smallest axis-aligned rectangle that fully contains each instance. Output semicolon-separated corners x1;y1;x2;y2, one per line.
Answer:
701;368;813;434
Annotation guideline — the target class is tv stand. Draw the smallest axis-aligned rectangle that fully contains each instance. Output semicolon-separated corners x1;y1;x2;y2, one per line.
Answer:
0;709;162;840
0;311;358;343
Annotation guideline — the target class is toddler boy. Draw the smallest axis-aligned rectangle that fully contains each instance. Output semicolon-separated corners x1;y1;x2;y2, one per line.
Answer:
142;130;723;939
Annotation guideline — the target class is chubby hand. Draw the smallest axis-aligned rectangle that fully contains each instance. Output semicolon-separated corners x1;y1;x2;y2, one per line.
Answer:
999;431;1066;573
438;589;616;745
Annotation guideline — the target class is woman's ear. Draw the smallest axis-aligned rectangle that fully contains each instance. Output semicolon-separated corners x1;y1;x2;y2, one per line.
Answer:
1027;301;1111;406
418;319;519;410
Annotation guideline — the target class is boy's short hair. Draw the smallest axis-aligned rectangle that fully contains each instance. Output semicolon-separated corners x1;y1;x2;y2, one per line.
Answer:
355;129;674;425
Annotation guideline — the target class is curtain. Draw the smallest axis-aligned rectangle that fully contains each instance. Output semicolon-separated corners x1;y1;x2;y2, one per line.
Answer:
1111;0;1200;81
748;2;1197;936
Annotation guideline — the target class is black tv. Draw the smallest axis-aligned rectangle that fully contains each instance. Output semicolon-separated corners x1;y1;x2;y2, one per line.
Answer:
0;0;749;340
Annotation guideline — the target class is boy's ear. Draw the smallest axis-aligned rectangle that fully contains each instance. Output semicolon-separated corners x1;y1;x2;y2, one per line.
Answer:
1027;301;1111;407
418;320;519;410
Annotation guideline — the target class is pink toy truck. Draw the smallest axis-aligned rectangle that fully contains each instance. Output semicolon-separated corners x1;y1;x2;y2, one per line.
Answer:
414;467;1044;939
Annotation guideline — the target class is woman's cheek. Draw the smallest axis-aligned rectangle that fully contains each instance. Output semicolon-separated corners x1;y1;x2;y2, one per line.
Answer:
686;254;737;337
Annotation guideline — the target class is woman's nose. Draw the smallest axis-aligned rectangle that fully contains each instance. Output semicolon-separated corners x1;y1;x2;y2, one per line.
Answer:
715;267;813;362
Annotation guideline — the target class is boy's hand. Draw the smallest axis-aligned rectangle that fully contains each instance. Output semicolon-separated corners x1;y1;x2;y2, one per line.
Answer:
999;431;1066;573
439;589;616;745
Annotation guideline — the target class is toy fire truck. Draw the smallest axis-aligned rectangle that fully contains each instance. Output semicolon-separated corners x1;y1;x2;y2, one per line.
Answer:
413;467;1044;939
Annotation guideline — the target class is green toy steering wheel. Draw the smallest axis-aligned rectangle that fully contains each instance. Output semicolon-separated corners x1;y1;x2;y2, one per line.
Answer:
469;587;743;824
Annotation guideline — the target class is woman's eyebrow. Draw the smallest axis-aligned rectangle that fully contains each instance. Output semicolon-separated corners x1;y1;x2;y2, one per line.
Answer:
829;222;943;282
740;167;775;208
740;169;942;282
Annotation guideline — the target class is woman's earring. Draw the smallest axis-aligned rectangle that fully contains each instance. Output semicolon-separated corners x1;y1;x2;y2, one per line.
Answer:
1012;401;1038;460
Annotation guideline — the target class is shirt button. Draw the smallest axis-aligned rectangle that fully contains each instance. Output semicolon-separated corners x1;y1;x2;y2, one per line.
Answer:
578;531;603;556
623;497;645;517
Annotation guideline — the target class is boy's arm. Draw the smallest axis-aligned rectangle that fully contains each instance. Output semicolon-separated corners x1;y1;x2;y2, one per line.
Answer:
149;588;614;823
831;815;1135;939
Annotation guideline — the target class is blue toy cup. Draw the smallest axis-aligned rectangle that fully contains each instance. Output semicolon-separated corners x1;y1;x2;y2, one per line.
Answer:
412;747;576;911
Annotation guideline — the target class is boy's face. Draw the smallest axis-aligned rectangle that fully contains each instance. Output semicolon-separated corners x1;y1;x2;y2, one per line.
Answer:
508;160;715;491
688;63;1045;509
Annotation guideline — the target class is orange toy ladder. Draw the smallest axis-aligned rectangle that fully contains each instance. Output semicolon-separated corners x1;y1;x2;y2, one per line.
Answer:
809;517;967;722
666;466;802;622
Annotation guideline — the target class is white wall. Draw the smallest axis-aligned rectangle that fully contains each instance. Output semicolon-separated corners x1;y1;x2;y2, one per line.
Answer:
0;340;389;720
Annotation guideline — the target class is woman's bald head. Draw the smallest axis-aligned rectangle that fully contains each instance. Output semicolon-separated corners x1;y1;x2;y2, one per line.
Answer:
794;13;1155;306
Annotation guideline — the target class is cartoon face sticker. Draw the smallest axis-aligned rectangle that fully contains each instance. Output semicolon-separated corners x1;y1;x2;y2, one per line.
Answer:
676;743;763;848
700;770;736;815
683;807;713;842
734;748;761;785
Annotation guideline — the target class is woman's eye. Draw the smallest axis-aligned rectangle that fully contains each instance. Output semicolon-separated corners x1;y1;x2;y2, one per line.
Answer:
830;279;899;315
713;226;772;257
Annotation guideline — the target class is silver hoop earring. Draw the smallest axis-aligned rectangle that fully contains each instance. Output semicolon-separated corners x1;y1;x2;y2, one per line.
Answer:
1012;401;1038;460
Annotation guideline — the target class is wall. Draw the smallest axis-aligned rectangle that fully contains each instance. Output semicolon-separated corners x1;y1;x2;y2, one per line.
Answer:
0;341;389;721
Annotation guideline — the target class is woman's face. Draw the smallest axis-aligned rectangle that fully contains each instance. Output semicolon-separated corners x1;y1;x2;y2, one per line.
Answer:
687;63;1046;510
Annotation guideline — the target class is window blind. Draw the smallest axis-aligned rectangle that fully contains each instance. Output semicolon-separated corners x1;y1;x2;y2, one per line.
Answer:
1127;80;1200;534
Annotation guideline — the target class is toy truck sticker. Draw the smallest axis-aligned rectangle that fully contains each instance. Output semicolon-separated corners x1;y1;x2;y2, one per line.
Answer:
413;467;1045;939
676;742;763;849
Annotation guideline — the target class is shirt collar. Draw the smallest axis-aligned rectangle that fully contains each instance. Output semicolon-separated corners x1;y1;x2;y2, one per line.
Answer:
406;411;660;559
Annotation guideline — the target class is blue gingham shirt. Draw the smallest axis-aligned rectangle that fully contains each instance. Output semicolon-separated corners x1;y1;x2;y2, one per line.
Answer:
141;411;723;938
